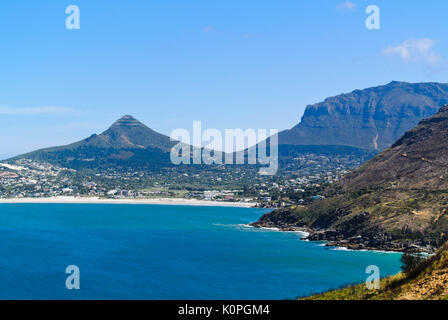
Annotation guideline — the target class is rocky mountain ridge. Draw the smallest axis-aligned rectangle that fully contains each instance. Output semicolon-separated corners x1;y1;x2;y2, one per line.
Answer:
279;81;448;150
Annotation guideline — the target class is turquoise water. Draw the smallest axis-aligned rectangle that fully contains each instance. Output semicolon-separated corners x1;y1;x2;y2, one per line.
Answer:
0;204;401;299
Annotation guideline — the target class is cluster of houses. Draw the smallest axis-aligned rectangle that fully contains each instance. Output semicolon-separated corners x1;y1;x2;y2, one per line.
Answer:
0;158;338;207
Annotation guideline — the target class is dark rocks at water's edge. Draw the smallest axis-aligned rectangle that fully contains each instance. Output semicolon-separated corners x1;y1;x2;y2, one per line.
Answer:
250;219;435;254
306;230;434;254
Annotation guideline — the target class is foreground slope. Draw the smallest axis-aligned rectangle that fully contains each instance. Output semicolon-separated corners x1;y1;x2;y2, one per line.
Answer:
254;105;448;253
306;242;448;300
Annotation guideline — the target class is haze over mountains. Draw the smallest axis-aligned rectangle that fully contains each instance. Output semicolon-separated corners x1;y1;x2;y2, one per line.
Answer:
9;81;448;171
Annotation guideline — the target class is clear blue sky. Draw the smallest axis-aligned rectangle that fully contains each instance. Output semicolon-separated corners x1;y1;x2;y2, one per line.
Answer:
0;0;447;159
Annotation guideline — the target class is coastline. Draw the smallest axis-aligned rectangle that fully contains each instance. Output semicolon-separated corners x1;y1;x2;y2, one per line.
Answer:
244;224;310;239
250;221;421;254
0;196;256;208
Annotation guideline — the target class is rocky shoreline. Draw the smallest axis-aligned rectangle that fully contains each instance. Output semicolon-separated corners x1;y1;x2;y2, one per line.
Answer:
250;220;435;254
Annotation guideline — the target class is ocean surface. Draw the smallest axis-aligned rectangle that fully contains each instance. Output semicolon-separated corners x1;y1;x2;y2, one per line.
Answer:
0;204;402;299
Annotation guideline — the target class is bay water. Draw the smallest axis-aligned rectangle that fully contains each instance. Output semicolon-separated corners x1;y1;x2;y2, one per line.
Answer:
0;204;401;299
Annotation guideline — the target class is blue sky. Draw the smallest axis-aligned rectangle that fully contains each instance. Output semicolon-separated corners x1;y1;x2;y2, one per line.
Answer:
0;0;447;159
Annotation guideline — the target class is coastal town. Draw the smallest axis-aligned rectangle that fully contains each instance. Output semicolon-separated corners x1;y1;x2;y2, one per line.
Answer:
0;152;364;207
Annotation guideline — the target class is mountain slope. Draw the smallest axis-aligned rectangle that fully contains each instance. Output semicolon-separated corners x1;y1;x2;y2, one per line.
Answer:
306;242;448;300
339;105;448;191
279;81;448;151
85;115;175;151
10;115;177;170
253;105;448;253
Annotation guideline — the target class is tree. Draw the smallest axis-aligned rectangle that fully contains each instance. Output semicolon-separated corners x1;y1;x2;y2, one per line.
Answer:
400;253;426;274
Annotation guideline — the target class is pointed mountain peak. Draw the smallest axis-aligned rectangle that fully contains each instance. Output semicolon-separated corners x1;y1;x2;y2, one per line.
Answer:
120;115;136;120
387;80;403;85
97;114;173;151
111;115;146;128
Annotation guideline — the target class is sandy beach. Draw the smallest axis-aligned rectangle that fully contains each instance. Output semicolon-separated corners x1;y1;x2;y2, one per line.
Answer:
0;196;256;208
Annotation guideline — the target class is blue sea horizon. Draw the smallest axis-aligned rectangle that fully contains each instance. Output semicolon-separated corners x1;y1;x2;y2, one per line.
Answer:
0;204;401;299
